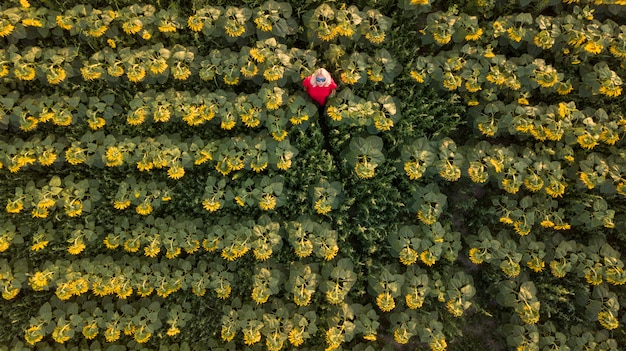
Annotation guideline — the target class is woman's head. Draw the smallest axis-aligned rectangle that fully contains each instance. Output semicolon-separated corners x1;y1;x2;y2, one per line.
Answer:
310;68;332;87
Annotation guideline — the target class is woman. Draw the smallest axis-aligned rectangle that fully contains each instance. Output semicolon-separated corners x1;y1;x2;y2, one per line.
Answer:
302;68;337;106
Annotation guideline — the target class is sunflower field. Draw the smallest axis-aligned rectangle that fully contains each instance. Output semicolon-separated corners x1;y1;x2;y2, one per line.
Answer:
0;0;625;350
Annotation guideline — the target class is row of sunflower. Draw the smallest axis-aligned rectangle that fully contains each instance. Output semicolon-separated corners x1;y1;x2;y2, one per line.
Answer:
469;223;626;285
18;251;231;302
122;87;315;132
0;2;292;41
402;135;626;197
0;42;397;89
419;4;626;61
505;322;619;351
473;100;623;146
23;297;188;345
302;4;391;46
0;2;390;47
1;91;80;131
2;187;342;262
409;52;623;102
1;130;297;173
2;88;317;135
3;175;99;220
2;169;292;221
326;89;400;134
494;187;616;234
0;43;305;86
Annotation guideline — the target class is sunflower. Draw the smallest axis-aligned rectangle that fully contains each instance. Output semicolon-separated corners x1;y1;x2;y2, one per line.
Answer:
0;21;15;37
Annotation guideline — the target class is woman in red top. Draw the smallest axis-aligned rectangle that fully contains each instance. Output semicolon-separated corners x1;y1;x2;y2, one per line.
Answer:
302;68;337;106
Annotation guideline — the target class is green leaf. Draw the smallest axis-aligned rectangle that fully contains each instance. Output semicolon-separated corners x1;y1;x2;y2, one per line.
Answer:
519;196;533;209
49;176;62;187
349;136;385;164
519;281;536;301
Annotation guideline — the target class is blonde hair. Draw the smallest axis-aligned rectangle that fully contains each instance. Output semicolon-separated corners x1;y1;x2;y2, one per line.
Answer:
309;68;332;87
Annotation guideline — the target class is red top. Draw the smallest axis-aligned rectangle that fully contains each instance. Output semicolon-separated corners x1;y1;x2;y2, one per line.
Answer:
302;77;337;105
